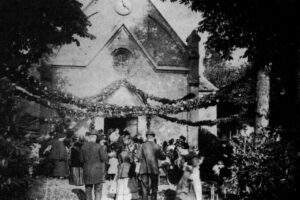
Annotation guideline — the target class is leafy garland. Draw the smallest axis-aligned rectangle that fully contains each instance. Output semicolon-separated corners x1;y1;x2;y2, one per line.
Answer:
5;68;197;109
3;68;244;127
88;79;196;104
4;69;219;115
13;81;241;127
158;113;243;127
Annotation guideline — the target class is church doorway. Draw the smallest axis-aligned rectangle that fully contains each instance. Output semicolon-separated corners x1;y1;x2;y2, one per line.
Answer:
104;117;138;136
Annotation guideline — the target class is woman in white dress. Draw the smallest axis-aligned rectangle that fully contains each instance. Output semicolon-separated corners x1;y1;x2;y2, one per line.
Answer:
176;152;204;200
190;156;204;200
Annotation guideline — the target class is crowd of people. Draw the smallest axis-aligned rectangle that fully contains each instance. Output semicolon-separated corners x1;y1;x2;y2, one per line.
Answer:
43;127;208;200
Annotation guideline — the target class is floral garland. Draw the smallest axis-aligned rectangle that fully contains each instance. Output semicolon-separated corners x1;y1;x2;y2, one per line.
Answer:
6;68;198;108
87;93;218;116
11;77;219;119
12;82;89;121
9;78;243;127
158;112;243;127
88;79;196;104
4;68;219;116
4;67;85;106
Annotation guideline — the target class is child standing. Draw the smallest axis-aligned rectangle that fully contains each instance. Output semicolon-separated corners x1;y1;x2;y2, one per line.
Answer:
107;151;118;180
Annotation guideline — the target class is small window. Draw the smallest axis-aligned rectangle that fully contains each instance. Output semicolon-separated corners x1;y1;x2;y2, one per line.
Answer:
112;48;133;72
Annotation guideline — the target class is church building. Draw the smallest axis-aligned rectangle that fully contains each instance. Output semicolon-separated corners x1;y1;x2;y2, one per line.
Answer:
42;0;217;145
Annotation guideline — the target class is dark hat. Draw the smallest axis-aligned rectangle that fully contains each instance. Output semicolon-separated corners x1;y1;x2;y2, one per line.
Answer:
179;135;186;141
146;130;155;137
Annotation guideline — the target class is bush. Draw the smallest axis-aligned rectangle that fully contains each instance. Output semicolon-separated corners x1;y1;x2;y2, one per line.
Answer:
222;130;297;200
0;136;33;199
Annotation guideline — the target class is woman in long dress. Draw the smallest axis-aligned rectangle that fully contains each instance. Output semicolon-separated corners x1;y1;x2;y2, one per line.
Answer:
116;149;139;200
176;152;204;200
190;156;204;200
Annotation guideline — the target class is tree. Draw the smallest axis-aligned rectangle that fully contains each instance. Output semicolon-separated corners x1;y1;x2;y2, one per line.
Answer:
164;0;299;198
0;0;92;198
203;48;248;89
0;0;93;76
165;0;300;136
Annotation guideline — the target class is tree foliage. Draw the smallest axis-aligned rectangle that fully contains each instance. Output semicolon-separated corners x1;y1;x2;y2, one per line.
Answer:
166;0;299;65
0;0;92;198
0;0;93;73
166;0;300;133
223;130;297;200
164;0;299;197
203;48;248;89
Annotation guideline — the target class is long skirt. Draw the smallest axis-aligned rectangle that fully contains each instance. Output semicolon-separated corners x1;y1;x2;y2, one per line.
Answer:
69;167;84;186
53;160;68;177
116;178;139;200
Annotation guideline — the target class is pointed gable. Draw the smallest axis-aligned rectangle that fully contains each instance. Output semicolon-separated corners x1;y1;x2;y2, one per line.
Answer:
103;24;158;71
49;0;189;70
133;0;189;67
105;86;144;106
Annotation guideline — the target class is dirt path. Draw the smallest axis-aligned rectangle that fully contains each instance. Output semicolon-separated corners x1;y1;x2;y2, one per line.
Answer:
29;177;178;200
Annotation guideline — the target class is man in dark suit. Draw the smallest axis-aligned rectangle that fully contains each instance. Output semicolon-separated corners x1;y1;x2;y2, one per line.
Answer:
139;131;166;200
80;132;108;200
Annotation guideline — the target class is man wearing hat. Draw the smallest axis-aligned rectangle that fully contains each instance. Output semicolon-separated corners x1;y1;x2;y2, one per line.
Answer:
80;132;108;200
139;131;166;200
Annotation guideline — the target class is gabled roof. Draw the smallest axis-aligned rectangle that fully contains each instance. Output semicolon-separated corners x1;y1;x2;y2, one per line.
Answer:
80;0;188;53
100;23;189;73
49;0;189;71
50;21;189;73
147;0;188;52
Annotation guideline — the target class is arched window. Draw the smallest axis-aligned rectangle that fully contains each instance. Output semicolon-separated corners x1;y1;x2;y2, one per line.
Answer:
112;48;133;72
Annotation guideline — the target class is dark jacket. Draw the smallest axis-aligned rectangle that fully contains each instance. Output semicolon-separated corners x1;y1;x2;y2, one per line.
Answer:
50;140;68;161
80;142;108;184
116;136;125;155
139;141;166;175
50;140;69;177
70;144;83;167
